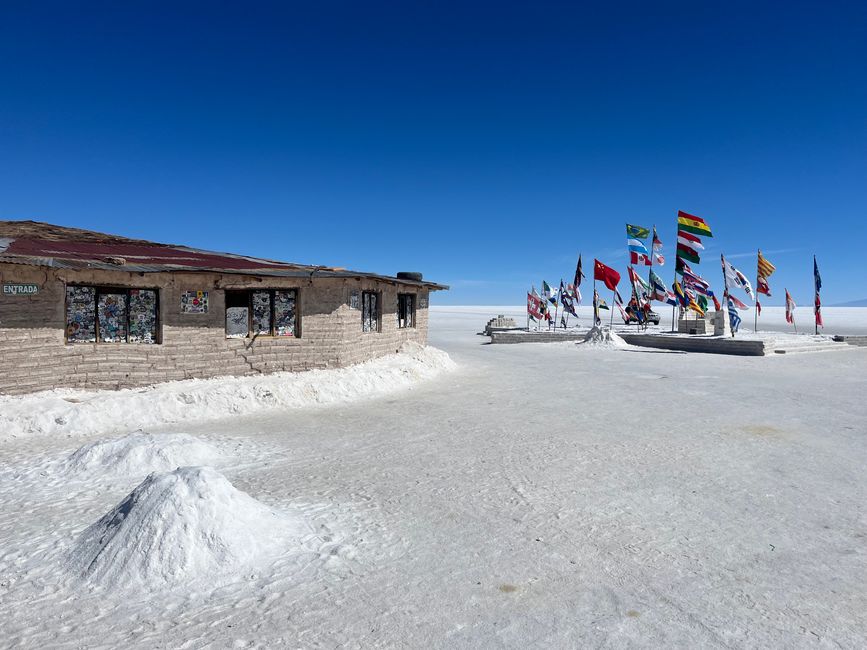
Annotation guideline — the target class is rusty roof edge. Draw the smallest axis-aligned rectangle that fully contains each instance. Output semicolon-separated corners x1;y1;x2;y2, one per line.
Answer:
0;254;449;290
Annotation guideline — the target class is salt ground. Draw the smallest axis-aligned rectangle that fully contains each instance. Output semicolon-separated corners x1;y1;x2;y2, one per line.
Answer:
1;307;866;648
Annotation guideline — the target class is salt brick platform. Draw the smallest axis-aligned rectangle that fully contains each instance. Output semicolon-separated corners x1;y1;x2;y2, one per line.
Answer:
489;329;853;356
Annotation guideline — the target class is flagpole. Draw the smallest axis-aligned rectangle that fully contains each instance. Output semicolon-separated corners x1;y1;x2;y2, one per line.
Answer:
671;225;678;333
609;288;616;329
814;255;819;335
754;248;760;333
592;278;597;328
721;253;732;338
647;224;656;332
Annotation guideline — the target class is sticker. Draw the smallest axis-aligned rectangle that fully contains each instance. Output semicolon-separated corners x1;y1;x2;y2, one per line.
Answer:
181;290;208;314
66;286;97;343
98;293;128;342
226;307;248;338
129;289;157;343
251;291;271;335
274;290;296;336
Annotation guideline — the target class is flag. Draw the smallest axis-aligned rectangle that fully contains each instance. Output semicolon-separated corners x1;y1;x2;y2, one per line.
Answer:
649;270;668;300
627;266;651;296
560;281;577;316
651;228;665;265
757;250;776;278
573;284;582;306
677;210;713;237
676;241;701;264
628;238;652;266
814;256;823;328
527;292;542;320
626;223;650;239
573;254;585;288
617;301;630;323
757;275;771;296
687;299;705;317
785;289;796;323
593;259;621;291
727;294;749;310
727;298;741;333
756;299;761;316
711;294;721;311
721;255;754;300
696;294;708;311
673;281;689;307
677;230;705;251
681;268;711;294
813;256;822;293
542;280;558;306
593;289;602;325
675;256;693;276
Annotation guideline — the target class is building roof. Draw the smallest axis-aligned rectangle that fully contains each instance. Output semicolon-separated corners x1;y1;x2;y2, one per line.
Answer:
0;221;447;290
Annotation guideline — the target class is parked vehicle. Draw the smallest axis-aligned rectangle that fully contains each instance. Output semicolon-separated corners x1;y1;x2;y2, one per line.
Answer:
624;308;661;325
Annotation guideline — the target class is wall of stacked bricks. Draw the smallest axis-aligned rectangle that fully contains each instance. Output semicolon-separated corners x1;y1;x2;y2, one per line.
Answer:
0;263;429;394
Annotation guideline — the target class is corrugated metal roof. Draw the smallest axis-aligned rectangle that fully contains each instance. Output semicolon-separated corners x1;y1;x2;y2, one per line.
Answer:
0;221;448;290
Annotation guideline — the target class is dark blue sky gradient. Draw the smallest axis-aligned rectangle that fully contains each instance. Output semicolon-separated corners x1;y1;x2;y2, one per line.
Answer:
1;1;865;304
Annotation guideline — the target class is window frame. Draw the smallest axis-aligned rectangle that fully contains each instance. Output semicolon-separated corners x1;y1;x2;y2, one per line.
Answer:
397;293;416;329
64;284;161;345
361;290;381;333
224;288;301;339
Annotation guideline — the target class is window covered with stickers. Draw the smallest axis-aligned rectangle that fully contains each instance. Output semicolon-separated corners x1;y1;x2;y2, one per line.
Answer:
65;286;159;344
361;291;379;332
225;289;298;338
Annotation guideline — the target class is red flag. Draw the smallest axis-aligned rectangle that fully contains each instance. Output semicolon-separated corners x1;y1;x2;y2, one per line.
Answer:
527;292;542;320
593;259;621;291
756;298;761;316
785;289;796;323
712;294;721;311
815;293;823;327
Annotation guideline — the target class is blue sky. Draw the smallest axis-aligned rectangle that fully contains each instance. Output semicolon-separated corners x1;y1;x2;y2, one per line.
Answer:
1;1;865;305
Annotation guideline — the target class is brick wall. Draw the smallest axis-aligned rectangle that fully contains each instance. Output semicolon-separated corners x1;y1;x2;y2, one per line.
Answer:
0;264;432;394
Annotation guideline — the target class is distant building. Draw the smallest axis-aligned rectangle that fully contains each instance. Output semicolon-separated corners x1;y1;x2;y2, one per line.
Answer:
0;221;446;394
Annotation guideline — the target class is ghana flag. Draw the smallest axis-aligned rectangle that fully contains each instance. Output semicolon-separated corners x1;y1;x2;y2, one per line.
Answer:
677;210;713;237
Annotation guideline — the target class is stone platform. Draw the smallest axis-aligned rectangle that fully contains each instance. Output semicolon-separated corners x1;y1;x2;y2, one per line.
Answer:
488;328;853;356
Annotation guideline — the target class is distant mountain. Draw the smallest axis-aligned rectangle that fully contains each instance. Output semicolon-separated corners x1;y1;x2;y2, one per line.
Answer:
832;298;867;307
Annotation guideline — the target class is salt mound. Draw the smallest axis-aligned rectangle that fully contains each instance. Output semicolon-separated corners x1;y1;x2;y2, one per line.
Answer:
580;326;630;349
62;432;222;478
68;466;311;589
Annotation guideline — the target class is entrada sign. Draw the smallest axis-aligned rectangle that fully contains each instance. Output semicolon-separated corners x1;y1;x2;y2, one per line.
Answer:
3;283;39;296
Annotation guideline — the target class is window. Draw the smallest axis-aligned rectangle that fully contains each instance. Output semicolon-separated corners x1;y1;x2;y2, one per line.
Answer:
225;289;298;338
362;291;379;332
398;294;415;328
65;285;159;344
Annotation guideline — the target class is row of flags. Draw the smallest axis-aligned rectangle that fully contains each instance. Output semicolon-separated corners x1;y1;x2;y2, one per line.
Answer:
527;210;825;334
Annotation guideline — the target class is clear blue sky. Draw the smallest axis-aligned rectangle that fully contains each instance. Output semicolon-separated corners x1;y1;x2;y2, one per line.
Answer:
1;1;865;305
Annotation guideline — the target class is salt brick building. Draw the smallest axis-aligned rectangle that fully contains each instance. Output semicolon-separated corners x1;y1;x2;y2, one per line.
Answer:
0;221;447;395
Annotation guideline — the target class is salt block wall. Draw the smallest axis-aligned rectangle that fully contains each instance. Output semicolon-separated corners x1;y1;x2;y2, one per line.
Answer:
0;264;430;394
